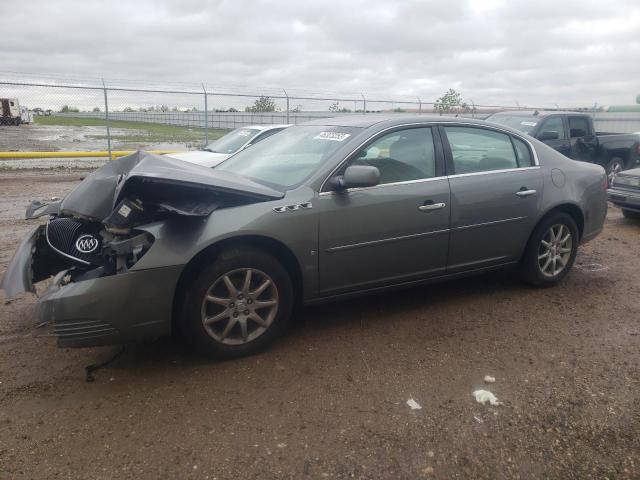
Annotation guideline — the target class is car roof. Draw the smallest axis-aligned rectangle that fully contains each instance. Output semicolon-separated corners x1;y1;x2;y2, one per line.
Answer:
244;124;291;131
300;114;490;128
489;110;589;118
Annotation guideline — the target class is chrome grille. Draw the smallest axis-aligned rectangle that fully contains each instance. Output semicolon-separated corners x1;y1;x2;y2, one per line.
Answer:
46;218;101;265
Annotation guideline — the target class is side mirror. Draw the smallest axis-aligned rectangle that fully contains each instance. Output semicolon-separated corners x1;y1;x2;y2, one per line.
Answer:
330;165;381;190
537;131;559;141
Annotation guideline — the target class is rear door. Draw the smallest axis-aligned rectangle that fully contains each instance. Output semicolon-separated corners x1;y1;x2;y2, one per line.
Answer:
441;125;543;272
317;126;450;295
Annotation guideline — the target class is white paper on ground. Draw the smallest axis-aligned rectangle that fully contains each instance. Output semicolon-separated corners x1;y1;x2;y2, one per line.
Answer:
473;390;502;406
406;398;422;410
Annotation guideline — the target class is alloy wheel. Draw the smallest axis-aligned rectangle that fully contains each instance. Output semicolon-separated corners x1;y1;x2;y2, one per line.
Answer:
200;268;279;345
538;224;573;278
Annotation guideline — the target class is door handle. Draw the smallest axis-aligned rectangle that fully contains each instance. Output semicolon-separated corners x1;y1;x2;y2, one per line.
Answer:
418;202;446;211
516;189;537;197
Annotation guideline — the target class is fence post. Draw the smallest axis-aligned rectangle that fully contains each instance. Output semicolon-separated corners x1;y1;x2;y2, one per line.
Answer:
202;83;208;147
361;93;366;113
283;89;289;123
102;78;112;160
417;96;422;114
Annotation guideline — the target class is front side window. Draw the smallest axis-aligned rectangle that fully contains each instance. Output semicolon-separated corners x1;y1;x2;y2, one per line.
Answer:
444;126;518;174
345;127;437;185
539;116;566;140
568;117;589;138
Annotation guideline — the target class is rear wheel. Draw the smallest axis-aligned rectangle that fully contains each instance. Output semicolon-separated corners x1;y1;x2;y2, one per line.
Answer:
181;247;293;358
622;208;640;220
606;157;625;183
520;212;579;286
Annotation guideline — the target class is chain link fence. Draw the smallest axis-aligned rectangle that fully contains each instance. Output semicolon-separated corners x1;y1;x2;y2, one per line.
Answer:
1;72;638;169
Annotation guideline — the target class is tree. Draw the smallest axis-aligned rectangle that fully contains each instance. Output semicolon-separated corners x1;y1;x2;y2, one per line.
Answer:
123;106;135;112
247;96;276;113
328;102;351;113
92;107;101;113
59;105;79;113
433;88;475;115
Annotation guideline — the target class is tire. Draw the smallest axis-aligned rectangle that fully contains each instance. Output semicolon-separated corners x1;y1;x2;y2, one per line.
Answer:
622;208;640;220
181;246;293;358
606;157;625;183
520;212;579;286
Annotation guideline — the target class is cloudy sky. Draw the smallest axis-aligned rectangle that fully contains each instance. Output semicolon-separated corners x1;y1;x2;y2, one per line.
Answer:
2;0;639;108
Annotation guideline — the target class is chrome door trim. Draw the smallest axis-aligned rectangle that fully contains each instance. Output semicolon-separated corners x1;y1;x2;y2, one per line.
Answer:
319;120;540;193
453;216;527;231
318;175;447;197
447;166;540;179
326;228;450;253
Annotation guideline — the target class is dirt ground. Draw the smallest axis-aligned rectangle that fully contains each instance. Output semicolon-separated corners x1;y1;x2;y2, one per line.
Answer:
0;171;639;479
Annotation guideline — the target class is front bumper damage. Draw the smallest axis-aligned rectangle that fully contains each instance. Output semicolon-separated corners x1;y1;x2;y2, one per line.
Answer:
0;216;179;347
38;264;181;347
0;151;284;348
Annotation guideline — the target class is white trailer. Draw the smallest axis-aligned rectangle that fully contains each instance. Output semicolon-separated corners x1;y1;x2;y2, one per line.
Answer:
20;105;33;124
1;98;22;125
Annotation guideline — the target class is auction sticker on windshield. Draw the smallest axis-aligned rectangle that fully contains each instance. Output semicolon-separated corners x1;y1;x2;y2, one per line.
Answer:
521;121;537;127
314;132;351;141
237;130;252;137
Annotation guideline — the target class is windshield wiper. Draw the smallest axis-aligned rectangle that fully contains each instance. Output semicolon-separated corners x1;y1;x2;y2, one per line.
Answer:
203;148;217;153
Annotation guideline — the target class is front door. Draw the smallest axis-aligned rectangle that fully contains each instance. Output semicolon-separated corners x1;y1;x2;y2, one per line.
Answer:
317;126;450;295
568;115;597;162
537;115;571;157
441;125;543;272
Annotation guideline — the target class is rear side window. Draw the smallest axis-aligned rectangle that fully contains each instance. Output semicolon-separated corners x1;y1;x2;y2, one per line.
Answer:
512;137;534;166
568;117;589;138
443;126;518;174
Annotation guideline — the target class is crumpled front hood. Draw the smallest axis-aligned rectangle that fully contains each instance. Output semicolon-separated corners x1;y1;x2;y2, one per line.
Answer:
166;150;230;167
60;150;284;221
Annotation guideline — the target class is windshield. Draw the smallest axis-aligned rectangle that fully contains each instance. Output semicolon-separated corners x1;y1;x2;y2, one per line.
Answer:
487;115;538;134
205;128;260;154
216;125;360;189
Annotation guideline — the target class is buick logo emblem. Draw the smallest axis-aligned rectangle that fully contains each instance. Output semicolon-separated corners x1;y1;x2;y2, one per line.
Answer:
75;235;99;254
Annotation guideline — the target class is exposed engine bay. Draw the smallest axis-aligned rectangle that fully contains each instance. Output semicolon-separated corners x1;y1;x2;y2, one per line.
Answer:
1;151;285;298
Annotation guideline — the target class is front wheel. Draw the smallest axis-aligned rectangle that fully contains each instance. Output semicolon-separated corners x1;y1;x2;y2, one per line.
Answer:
520;212;579;286
181;247;293;358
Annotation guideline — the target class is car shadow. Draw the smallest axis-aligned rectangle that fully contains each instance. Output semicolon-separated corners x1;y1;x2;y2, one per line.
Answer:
101;268;525;375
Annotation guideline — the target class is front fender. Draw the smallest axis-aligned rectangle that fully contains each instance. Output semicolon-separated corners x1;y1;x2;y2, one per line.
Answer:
0;225;42;298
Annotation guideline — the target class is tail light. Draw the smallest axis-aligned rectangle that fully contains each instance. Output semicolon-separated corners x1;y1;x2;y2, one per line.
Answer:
602;175;609;190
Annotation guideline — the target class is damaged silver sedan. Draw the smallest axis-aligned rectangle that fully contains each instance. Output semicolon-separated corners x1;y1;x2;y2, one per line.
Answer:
1;116;608;358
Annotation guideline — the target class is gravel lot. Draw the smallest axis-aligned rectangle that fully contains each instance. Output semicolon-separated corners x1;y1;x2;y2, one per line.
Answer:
0;171;639;479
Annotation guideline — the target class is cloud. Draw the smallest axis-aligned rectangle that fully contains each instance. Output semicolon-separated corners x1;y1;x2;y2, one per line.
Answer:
1;0;639;108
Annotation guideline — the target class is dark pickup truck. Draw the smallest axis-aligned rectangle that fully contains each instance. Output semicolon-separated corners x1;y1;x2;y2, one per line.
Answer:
487;111;640;179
